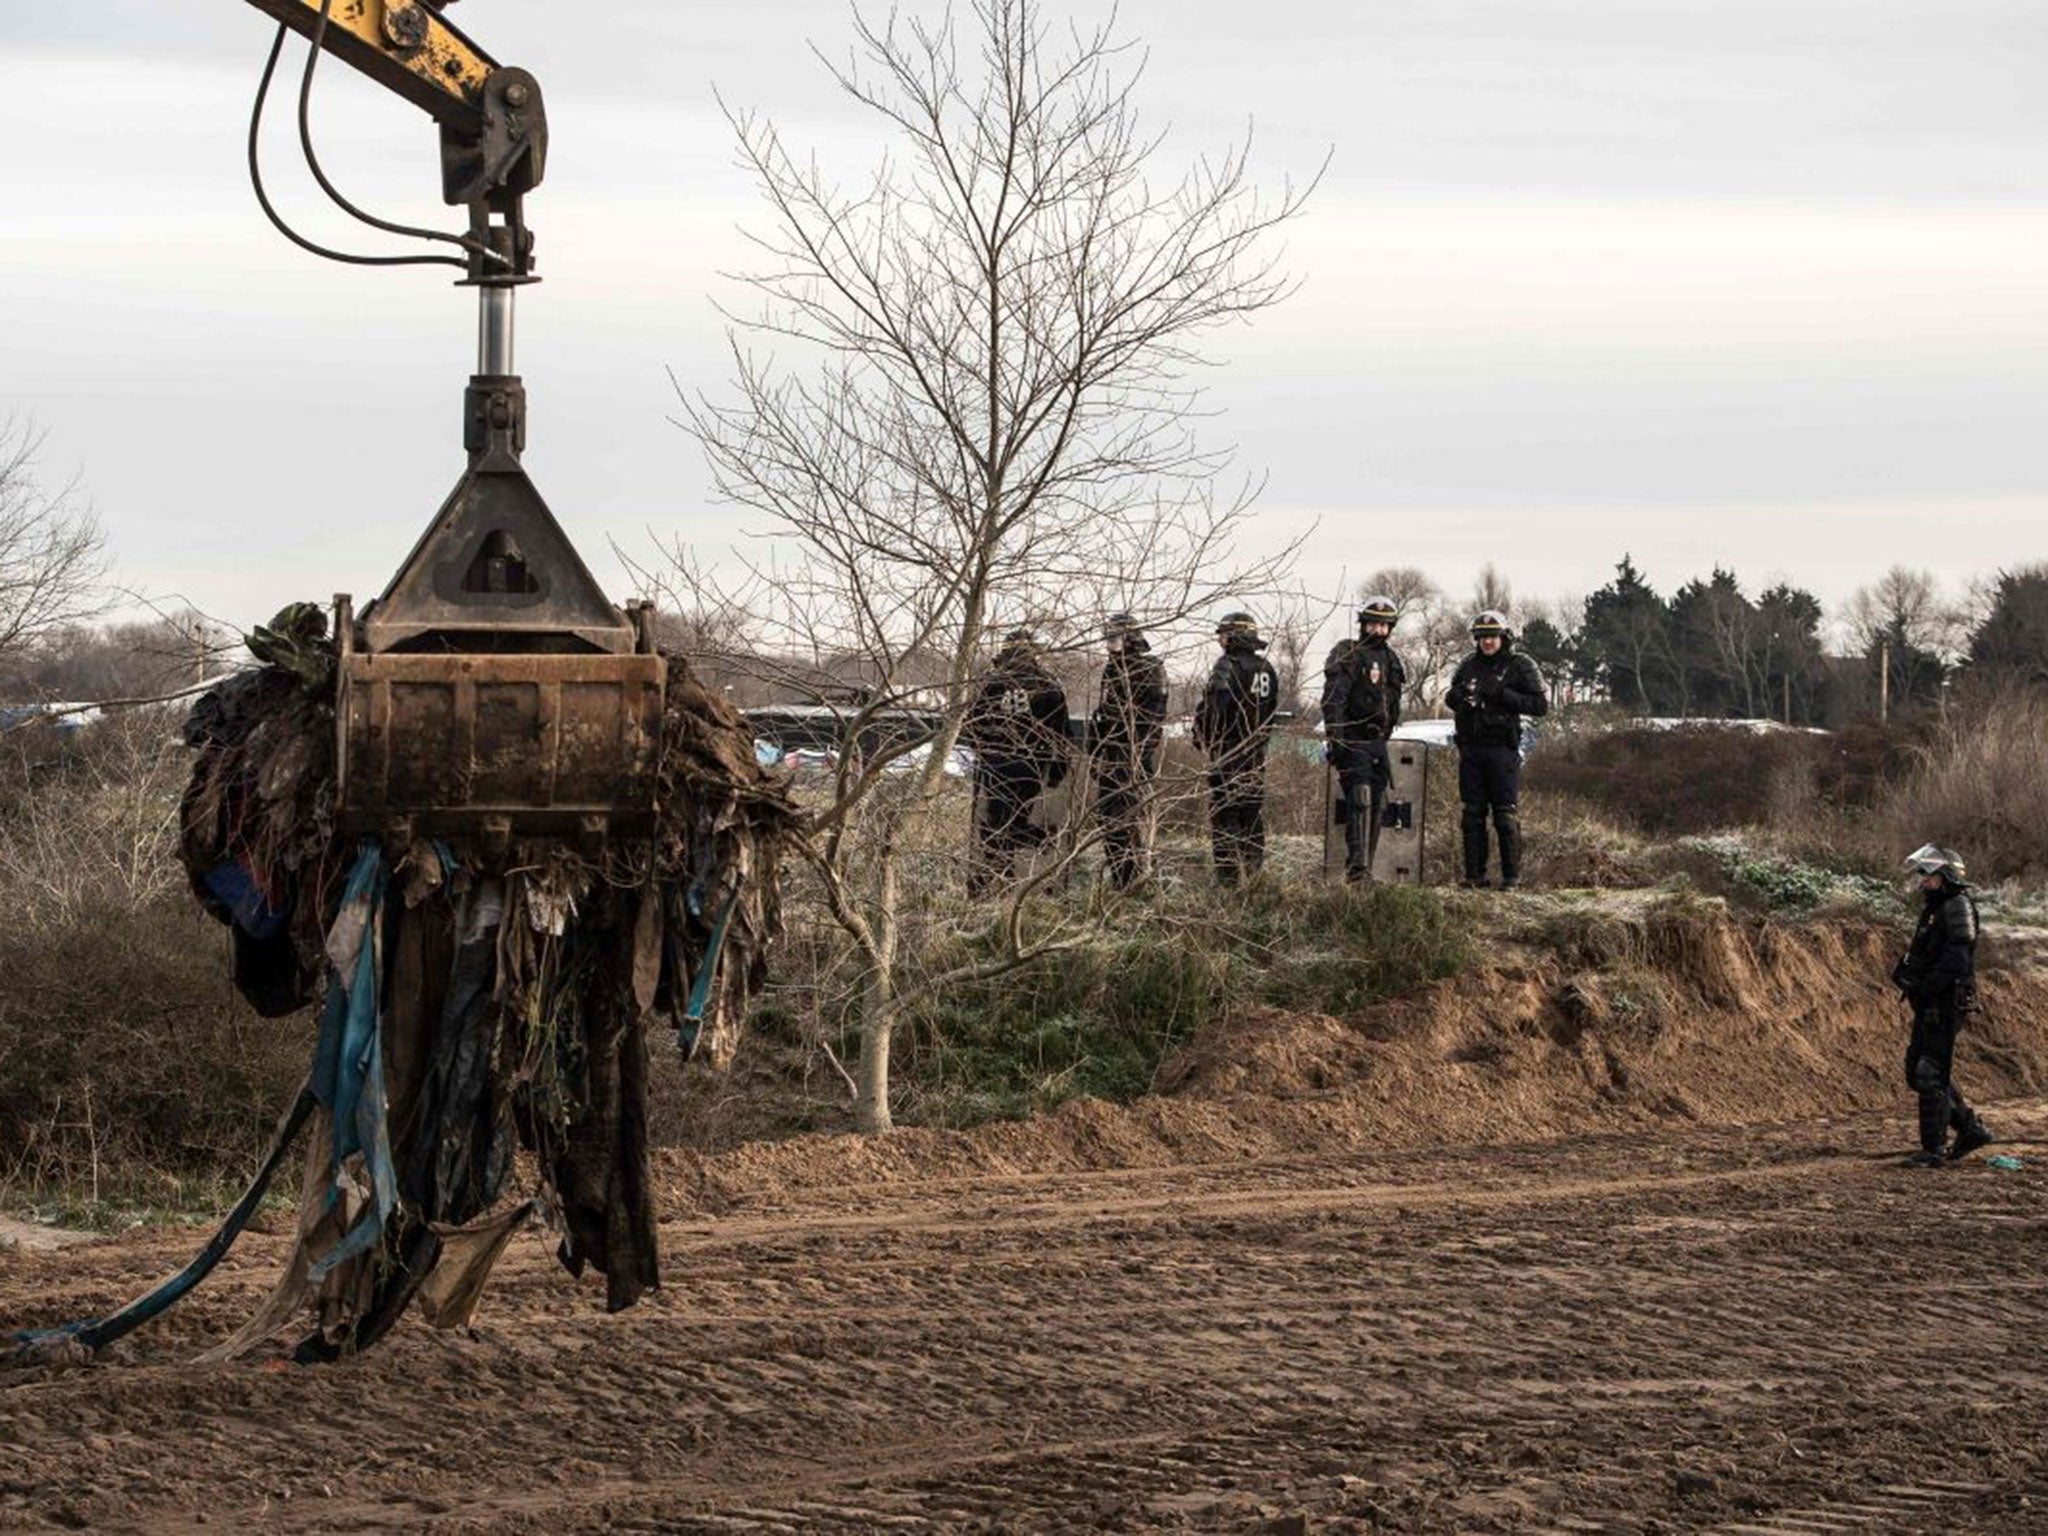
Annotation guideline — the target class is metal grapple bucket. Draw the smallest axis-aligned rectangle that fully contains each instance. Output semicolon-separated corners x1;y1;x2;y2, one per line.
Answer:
334;373;665;853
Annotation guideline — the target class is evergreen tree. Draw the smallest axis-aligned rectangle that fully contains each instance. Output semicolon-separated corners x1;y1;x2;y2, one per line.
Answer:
1755;582;1826;723
1578;556;1671;712
1966;565;2048;687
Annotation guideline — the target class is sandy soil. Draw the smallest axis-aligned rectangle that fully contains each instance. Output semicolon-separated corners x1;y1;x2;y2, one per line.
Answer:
3;1099;2045;1535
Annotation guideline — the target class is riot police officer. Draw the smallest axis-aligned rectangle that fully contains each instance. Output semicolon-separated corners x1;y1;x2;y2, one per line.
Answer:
1448;610;1548;889
1321;594;1408;883
1193;611;1280;887
1892;845;1995;1167
1091;613;1168;891
962;629;1071;895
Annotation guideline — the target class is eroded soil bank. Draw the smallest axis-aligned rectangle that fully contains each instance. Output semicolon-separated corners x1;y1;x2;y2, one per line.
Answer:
666;899;2048;1210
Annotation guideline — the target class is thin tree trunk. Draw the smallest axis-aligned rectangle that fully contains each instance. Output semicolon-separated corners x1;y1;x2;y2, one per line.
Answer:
853;816;903;1133
855;990;894;1132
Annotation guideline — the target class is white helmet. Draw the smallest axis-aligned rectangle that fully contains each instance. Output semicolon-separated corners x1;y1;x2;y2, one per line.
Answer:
1905;844;1969;884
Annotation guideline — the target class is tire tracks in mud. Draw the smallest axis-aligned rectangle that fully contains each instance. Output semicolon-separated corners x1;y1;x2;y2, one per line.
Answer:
3;1107;2047;1534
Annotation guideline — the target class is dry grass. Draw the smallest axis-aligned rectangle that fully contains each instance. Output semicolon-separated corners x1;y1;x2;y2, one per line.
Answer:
0;718;308;1219
1863;689;2048;884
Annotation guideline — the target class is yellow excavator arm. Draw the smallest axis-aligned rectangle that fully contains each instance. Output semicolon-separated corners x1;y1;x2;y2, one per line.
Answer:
241;0;545;224
241;0;494;127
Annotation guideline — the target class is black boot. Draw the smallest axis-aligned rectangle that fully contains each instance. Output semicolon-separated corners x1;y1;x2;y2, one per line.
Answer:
1948;1107;1994;1161
1461;805;1490;887
1339;778;1366;881
1915;1084;1951;1163
1496;808;1523;890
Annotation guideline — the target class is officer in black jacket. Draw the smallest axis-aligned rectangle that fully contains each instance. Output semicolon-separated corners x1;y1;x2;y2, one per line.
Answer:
1091;613;1169;891
1448;611;1548;889
1193;612;1280;886
1321;594;1408;883
1892;845;1995;1167
963;629;1071;895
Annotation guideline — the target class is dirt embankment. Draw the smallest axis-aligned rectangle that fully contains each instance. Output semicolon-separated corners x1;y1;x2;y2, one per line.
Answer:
658;897;2048;1213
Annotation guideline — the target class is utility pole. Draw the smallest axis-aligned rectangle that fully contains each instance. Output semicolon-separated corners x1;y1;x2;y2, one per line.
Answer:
1879;638;1891;726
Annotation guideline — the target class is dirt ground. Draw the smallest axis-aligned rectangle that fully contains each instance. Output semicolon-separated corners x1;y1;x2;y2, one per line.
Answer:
3;1097;2046;1535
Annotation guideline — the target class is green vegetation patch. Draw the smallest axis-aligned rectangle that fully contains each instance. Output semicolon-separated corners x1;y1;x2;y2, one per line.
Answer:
902;883;1473;1127
1677;834;1894;914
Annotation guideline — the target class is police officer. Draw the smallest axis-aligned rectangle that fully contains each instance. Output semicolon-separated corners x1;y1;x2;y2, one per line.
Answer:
1448;610;1548;889
1091;613;1168;891
1892;845;1995;1167
1321;594;1408;883
962;629;1071;895
1193;611;1280;887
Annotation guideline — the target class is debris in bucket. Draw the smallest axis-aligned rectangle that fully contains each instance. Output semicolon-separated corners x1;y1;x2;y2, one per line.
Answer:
12;607;796;1367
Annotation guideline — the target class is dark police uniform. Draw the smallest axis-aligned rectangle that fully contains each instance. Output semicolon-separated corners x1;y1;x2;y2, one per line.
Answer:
1447;640;1548;887
1194;639;1279;886
1893;881;1992;1161
1321;634;1407;881
963;651;1071;893
1091;638;1168;891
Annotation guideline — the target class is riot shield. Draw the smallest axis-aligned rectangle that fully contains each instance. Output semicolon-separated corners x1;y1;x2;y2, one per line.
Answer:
1369;741;1430;885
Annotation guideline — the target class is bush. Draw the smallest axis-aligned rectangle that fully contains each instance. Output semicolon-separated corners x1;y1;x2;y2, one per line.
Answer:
1531;724;1841;836
1870;688;2048;884
0;892;310;1215
1674;835;1892;914
895;882;1472;1125
0;718;308;1216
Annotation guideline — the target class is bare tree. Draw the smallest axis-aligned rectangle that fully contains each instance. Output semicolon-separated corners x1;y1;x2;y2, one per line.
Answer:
3;612;232;706
1841;566;1964;662
1361;565;1463;713
673;0;1314;1131
1471;563;1513;618
0;417;107;676
1262;590;1339;720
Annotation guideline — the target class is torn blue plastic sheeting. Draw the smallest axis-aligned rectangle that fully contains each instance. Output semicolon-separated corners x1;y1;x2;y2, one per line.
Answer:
676;890;739;1059
6;842;427;1366
202;860;289;940
1987;1154;2025;1171
306;844;399;1281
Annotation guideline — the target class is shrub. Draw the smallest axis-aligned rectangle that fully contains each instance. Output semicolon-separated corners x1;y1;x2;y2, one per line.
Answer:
892;882;1472;1125
1674;835;1892;914
0;893;309;1214
0;717;308;1216
1870;688;2048;884
1531;724;1840;836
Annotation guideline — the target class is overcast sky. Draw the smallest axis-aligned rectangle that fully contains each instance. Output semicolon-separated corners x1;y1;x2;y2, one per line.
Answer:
2;0;2043;640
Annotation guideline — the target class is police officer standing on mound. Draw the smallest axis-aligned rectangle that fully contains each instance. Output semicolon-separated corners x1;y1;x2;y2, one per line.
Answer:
1321;595;1408;884
1893;845;1996;1167
1091;613;1169;892
1194;612;1280;887
1448;610;1548;890
962;628;1071;897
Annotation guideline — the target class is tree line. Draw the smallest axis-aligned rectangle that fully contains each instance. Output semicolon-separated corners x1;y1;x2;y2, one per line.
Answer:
1323;556;2048;729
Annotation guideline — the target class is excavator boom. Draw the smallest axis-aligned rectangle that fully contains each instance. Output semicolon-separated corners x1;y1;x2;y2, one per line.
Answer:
241;0;494;130
241;0;544;215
